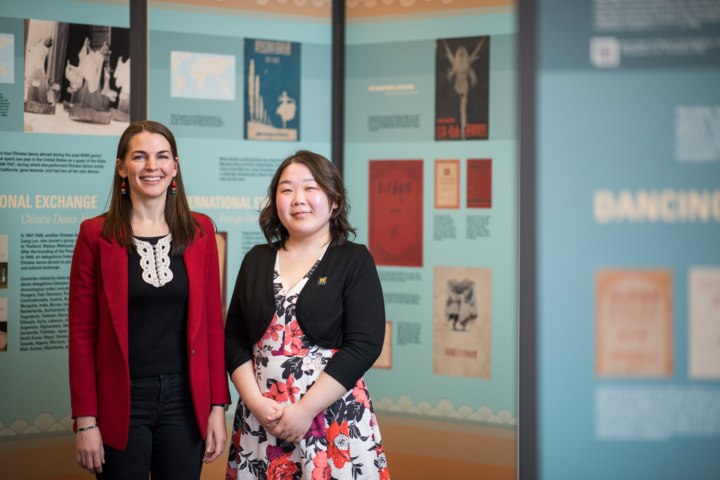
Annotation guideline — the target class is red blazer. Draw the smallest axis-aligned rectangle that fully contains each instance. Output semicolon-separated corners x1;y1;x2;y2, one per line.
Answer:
69;213;231;451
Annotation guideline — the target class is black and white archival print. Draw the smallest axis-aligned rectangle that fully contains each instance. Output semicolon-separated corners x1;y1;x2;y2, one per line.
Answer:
23;19;130;135
435;35;489;141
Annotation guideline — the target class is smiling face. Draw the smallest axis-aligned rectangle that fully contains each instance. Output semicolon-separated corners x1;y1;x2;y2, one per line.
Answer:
116;131;178;204
276;162;337;243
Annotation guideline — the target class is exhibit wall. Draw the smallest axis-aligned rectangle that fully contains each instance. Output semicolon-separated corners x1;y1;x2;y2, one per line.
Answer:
532;0;720;478
0;0;330;478
344;0;518;477
0;0;133;435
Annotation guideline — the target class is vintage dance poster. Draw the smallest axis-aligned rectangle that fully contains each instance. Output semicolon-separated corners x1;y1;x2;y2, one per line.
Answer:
368;160;423;267
244;38;300;141
215;232;228;322
434;159;460;209
596;270;673;377
467;159;491;209
372;320;393;370
433;266;492;379
22;19;130;135
688;268;720;379
435;35;489;141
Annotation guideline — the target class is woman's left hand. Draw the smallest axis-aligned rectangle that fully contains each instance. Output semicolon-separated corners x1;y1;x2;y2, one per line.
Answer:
269;402;314;444
203;406;227;463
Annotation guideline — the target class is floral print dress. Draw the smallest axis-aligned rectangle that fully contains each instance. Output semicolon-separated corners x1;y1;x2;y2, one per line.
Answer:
226;250;390;480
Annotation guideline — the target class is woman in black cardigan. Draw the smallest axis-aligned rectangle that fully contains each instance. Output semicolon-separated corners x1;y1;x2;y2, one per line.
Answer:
224;151;390;479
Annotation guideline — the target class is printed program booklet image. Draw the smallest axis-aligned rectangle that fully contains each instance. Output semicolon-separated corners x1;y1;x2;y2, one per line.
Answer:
596;269;673;377
244;38;300;141
368;160;424;267
435;35;489;141
433;266;492;379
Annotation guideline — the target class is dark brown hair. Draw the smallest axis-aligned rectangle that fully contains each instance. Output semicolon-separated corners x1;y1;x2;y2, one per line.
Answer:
259;150;355;250
103;120;200;256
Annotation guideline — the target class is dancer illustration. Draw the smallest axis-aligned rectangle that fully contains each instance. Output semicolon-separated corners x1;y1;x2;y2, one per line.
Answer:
25;36;53;104
74;39;112;111
442;37;485;140
445;279;477;331
113;56;130;117
275;90;296;129
446;280;462;330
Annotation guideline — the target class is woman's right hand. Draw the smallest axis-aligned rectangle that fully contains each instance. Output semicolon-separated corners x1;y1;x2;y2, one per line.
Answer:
249;396;284;433
75;416;105;474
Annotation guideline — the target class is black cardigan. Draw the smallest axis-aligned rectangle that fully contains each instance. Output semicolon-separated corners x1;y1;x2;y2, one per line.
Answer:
224;241;386;390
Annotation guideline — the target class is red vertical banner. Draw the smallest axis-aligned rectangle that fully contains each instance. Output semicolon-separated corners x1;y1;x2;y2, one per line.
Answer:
467;159;492;208
368;160;423;267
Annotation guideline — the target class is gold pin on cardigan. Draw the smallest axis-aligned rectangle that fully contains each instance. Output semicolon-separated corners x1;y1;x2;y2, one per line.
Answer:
317;277;327;285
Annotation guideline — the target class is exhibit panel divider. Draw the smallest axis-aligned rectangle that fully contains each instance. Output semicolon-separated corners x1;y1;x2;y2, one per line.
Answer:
0;0;331;478
344;1;519;477
530;0;720;478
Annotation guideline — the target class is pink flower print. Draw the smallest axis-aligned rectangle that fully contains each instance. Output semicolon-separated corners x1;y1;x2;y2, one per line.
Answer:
262;375;301;404
311;451;331;480
258;314;283;348
352;378;370;409
284;320;308;357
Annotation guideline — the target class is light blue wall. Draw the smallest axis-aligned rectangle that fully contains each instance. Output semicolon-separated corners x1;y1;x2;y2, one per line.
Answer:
346;12;519;417
536;0;720;477
0;0;330;428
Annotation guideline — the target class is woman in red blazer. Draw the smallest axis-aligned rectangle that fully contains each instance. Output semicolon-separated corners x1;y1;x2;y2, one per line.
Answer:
69;121;231;479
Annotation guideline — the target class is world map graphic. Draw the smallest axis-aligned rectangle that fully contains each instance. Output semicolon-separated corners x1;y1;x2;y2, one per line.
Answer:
171;51;235;101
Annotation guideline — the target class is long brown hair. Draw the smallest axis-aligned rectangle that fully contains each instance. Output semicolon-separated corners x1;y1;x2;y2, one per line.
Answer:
103;121;200;256
259;150;355;250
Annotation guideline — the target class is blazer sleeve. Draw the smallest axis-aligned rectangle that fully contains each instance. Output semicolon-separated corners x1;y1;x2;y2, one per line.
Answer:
224;255;253;376
201;217;232;404
68;220;100;419
323;248;386;391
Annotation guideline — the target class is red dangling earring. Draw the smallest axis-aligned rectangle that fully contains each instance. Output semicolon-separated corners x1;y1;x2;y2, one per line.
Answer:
171;178;177;194
121;178;127;195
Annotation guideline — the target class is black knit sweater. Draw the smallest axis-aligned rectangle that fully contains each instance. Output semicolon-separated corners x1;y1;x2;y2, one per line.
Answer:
225;241;386;391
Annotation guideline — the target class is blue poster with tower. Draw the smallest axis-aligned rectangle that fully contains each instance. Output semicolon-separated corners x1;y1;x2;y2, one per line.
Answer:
244;38;300;142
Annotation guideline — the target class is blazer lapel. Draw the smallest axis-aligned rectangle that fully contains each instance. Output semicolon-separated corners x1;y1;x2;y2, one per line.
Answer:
99;238;129;363
184;235;207;344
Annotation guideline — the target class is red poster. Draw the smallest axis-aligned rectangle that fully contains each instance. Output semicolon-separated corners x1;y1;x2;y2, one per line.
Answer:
368;160;423;267
467;159;491;208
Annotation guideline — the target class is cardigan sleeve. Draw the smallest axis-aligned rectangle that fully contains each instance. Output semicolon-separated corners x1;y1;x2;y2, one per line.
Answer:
198;215;232;405
68;219;101;419
224;254;254;376
322;248;386;391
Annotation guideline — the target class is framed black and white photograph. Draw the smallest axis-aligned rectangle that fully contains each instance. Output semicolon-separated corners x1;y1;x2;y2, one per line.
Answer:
23;19;130;135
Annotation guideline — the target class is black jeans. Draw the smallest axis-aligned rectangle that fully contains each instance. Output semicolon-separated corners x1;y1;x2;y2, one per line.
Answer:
97;373;204;480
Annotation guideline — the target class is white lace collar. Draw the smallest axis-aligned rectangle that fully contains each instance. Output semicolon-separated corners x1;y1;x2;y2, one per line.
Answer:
133;234;173;288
